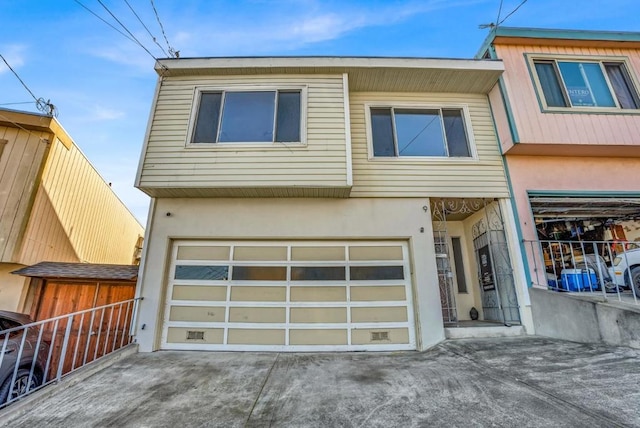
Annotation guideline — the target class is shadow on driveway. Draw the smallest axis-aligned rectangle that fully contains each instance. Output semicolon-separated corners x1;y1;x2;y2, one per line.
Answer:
2;337;639;427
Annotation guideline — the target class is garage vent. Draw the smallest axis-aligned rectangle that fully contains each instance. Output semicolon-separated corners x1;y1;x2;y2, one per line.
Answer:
371;331;390;341
186;331;205;340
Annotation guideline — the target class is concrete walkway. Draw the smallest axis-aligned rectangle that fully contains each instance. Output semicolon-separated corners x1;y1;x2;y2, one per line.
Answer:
2;337;640;427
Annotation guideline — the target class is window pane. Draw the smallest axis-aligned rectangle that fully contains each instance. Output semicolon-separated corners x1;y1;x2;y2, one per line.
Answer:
350;266;404;280
605;63;640;109
291;266;346;281
219;91;275;142
175;265;229;280
371;108;395;156
395;109;446;157
451;237;467;293
558;62;615;107
232;266;287;281
275;91;301;142
534;62;567;107
442;109;470;157
192;92;222;143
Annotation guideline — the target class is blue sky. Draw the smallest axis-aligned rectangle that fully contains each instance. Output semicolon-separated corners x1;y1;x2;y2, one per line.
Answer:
1;0;639;224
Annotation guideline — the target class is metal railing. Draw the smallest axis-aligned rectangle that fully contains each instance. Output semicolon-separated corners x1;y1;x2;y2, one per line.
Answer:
0;298;142;408
524;239;639;306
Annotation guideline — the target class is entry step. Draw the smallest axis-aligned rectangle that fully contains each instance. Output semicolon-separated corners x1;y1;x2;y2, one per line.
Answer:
445;324;525;339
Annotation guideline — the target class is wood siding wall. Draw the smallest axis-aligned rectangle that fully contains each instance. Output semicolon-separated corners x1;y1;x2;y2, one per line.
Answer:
0;126;50;262
19;138;144;265
349;92;509;197
496;43;640;147
138;74;349;194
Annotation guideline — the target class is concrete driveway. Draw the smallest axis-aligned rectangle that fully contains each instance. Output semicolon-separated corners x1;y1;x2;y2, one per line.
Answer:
2;337;640;427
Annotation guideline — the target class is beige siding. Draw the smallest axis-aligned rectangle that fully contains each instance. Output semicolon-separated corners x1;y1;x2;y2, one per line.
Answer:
349;92;509;197
0;126;50;262
495;43;640;148
19;137;144;265
138;74;349;193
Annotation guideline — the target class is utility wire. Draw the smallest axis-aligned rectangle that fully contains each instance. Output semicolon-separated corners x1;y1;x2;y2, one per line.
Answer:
497;0;528;26
123;0;169;57
495;0;504;29
0;101;35;106
95;0;159;61
150;0;178;57
0;53;57;116
73;0;137;45
0;54;38;102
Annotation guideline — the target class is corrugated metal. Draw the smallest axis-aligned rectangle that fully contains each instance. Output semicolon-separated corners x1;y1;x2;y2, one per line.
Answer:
349;92;509;198
137;74;349;196
495;43;640;151
0;126;51;262
19;137;144;265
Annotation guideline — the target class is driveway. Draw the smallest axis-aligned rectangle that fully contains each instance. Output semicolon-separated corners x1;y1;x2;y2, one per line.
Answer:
2;337;639;427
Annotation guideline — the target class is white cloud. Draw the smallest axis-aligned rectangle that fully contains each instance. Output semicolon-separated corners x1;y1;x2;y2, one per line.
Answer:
0;44;27;74
90;105;125;121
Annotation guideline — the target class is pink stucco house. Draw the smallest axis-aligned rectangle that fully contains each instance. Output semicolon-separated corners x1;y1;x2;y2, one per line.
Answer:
478;27;640;296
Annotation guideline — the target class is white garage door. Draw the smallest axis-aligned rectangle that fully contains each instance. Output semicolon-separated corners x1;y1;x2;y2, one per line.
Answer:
161;241;416;351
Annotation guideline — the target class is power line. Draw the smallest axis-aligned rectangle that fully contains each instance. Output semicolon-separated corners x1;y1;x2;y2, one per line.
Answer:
123;0;169;57
0;101;34;106
73;0;137;45
495;0;504;28
150;0;178;58
0;54;57;116
0;54;38;102
95;0;159;61
497;0;528;26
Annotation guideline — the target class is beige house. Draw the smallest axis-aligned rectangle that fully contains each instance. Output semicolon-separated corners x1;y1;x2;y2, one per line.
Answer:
134;57;533;352
0;108;144;312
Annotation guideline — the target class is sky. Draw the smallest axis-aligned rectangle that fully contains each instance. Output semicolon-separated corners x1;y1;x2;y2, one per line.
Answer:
1;0;639;225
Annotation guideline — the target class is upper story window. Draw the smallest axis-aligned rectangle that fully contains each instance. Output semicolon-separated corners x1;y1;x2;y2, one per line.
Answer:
370;107;471;158
532;58;640;110
191;89;301;144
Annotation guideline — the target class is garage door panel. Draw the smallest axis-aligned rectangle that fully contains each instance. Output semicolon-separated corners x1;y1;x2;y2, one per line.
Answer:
290;286;347;302
230;286;286;302
167;327;224;344
290;307;347;323
172;285;227;301
228;329;285;345
169;306;226;322
163;240;416;351
290;329;348;345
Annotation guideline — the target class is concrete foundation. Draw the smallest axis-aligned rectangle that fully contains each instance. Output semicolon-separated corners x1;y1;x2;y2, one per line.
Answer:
530;287;640;349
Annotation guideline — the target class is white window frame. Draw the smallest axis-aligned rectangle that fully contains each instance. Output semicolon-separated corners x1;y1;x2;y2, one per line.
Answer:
364;102;478;161
186;84;308;148
526;54;640;113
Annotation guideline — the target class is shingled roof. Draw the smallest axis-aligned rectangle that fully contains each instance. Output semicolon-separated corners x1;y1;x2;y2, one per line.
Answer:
12;262;139;281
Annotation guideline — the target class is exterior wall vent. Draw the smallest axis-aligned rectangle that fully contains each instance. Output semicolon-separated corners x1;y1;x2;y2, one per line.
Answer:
371;331;390;341
186;331;205;340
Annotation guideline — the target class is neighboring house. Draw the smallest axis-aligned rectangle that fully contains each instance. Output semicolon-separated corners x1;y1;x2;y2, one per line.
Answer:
477;28;640;289
0;108;144;312
134;56;533;353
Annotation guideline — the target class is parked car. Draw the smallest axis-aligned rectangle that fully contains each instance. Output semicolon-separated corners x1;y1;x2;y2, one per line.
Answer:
609;248;640;297
0;311;50;405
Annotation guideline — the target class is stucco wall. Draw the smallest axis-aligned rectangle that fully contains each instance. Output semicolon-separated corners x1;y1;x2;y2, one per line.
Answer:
0;263;28;311
134;197;445;352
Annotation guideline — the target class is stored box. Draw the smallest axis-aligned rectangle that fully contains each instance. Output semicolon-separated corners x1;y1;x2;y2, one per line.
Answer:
560;269;598;291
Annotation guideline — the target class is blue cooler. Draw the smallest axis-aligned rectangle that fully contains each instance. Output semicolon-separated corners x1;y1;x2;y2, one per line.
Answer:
560;269;598;291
